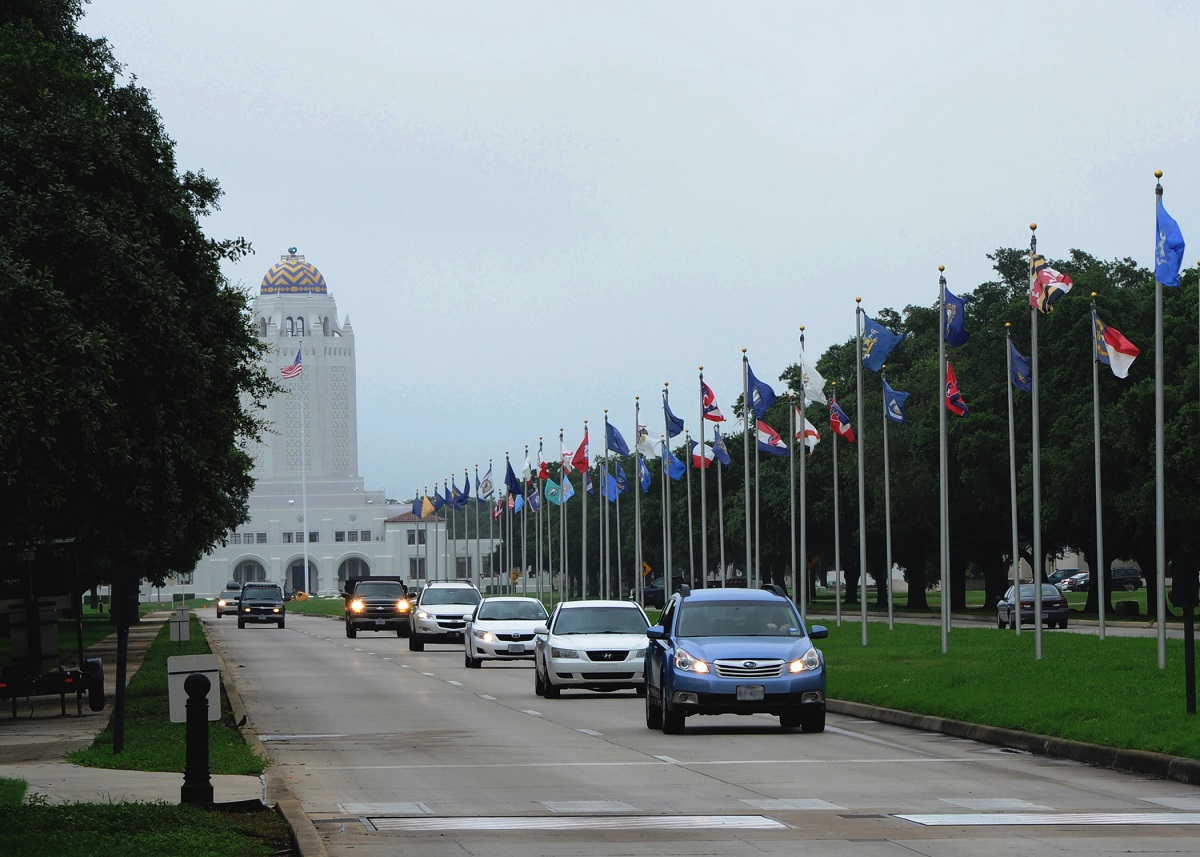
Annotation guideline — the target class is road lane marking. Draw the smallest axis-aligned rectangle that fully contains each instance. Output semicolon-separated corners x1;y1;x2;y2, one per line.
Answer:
577;729;603;736
942;798;1051;810
898;812;1200;826
311;757;978;771
654;755;681;764
742;799;845;811
543;800;636;813
522;709;542;716
368;815;787;831
479;694;496;700
447;680;462;687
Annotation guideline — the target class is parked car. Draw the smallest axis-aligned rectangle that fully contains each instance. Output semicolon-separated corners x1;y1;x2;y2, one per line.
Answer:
1060;572;1090;592
534;600;650;697
463;596;548;668
215;587;242;618
631;575;686;609
997;583;1069;630
237;583;286;629
1111;567;1143;591
344;576;410;638
408;581;482;651
644;584;828;734
1046;569;1079;585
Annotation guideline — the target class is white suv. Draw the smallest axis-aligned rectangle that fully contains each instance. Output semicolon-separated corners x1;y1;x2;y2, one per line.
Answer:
408;581;482;651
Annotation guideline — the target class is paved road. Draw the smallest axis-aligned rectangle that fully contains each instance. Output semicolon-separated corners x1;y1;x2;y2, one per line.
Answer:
207;613;1200;857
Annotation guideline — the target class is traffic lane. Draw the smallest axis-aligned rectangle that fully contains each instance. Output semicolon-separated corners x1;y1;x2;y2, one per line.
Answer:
208;615;1200;856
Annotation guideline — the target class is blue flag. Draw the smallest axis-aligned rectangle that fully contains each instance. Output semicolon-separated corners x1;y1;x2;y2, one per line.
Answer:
410;494;421;517
614;461;629;493
562;476;575;502
1009;341;1032;392
746;361;777;418
504;459;524;496
882;379;910;424
663;393;685;437
1156;196;1186;287
666;447;686;480
638;457;651;492
478;465;494;500
862;316;905;372
432;487;446;511
712;426;732;466
602;472;620;502
586;471;594;495
528;487;541;512
606;422;630;455
943;288;969;348
544;479;562;506
513;494;525;515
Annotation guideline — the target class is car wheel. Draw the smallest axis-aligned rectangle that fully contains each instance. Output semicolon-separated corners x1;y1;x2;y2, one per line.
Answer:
465;652;481;669
534;665;546;697
645;686;662;729
346;623;356;639
800;708;826;733
408;634;424;652
397;624;410;638
1060;617;1069;629
779;711;802;729
237;618;245;629
542;668;561;699
997;613;1006;629
635;682;646;698
661;699;685;734
278;617;285;629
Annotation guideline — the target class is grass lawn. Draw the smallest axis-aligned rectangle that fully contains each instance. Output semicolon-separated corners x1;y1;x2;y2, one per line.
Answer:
821;620;1200;759
66;616;265;775
283;594;346;617
0;776;291;857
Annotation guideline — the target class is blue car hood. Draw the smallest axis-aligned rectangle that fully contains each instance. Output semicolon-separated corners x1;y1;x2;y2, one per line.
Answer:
681;635;813;661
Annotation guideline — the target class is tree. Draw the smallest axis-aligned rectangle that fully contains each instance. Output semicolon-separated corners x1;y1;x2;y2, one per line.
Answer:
0;0;272;588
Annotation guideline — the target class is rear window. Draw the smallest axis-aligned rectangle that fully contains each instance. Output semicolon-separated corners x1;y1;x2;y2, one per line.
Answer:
354;582;403;597
242;586;281;599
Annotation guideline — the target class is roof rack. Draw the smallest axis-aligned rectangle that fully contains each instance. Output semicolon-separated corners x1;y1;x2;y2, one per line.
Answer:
761;583;788;598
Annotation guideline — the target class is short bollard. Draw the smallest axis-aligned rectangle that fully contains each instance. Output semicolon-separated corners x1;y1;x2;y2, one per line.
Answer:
180;672;214;805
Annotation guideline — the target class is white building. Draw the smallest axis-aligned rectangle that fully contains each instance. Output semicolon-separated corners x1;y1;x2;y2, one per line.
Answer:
190;250;495;596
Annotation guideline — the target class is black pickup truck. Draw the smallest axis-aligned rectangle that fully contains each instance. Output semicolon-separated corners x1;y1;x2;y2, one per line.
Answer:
237;583;286;629
343;576;411;638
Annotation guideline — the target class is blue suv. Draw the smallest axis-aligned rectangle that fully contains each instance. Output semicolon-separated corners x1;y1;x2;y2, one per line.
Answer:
644;584;828;734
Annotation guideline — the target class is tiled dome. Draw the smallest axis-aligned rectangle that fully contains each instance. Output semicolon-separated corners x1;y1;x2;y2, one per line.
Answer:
261;249;327;295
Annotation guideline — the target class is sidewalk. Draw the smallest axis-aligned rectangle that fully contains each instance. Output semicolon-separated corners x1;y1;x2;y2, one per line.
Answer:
0;611;264;805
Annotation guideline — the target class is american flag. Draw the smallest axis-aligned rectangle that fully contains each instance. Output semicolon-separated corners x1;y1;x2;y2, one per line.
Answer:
280;348;303;379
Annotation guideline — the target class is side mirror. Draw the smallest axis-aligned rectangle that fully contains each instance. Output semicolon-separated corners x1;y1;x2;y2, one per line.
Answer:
646;626;666;640
808;624;828;640
534;625;549;635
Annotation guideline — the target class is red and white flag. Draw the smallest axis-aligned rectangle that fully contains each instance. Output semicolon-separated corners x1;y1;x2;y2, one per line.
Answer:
795;408;820;452
701;381;726;422
537;444;549;480
690;440;715;469
571;430;589;475
1094;313;1140;379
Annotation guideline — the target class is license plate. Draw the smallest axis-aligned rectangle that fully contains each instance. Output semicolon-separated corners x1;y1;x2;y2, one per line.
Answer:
736;685;765;701
375;619;385;626
507;643;525;654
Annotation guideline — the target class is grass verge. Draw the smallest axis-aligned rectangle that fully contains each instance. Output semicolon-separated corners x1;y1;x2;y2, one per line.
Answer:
822;620;1200;759
0;777;291;857
66;616;265;775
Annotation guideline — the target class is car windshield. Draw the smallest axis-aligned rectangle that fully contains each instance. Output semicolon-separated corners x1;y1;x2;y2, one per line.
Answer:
1012;584;1063;599
354;583;403;598
477;601;547;621
677;601;802;637
553;606;648;634
423;588;481;606
242;586;280;599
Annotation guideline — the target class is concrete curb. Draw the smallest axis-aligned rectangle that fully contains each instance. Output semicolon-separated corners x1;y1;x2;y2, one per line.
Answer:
828;699;1200;785
202;617;329;857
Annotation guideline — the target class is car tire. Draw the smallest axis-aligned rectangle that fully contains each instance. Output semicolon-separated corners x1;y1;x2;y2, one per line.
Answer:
1060;617;1069;629
409;634;424;652
237;618;245;629
542;669;561;699
800;708;826;733
278;617;285;629
779;711;802;729
635;682;646;698
346;623;357;639
997;613;1006;629
661;699;684;734
465;652;481;669
534;666;546;697
645;687;662;729
396;629;405;637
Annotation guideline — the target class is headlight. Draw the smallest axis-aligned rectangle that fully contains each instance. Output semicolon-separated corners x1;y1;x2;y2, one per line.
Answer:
673;648;709;673
550;646;579;659
243;607;250;613
350;599;365;613
272;607;281;613
398;599;410;612
788;646;822;673
473;629;495;642
635;647;648;659
416;610;431;620
217;599;226;607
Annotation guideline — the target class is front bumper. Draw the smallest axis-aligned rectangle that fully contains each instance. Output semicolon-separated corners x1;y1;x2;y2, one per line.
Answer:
469;633;537;660
665;671;825;715
241;608;283;623
547;654;645;688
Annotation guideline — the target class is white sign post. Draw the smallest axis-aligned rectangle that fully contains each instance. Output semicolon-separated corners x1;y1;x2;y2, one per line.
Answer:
167;654;219;723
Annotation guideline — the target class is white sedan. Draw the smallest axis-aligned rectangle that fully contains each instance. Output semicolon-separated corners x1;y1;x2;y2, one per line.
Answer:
533;600;650;697
463;597;549;668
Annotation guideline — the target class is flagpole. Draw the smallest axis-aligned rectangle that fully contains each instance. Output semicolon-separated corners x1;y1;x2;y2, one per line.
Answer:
537;443;545;600
742;350;752;586
754;425;762;589
799;327;809;620
558;433;566;602
487;461;495;592
881;366;895;631
597;454;605;598
788;393;797;606
581;422;588;600
938;266;950;653
684;428;695;586
1004;327;1021;638
1154;172;1168;666
298;339;310;594
855;299;868;646
634;399;643;605
1026;233;1045;660
474;466;481;590
716;428;727;589
602;414;611;599
1089;296;1107;641
421;485;428;586
615;465;624;598
522;445;529;596
699;367;709;588
832;381;842;627
663;384;674;584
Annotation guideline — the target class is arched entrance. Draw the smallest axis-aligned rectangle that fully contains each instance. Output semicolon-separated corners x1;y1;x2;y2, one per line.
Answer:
338;557;370;589
233;559;267;585
287;558;319;596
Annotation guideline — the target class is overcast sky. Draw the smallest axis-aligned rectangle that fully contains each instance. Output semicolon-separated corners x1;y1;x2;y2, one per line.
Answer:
82;1;1200;501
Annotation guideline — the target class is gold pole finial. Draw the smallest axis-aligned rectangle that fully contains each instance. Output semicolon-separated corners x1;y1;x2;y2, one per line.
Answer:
1155;169;1164;180
1005;321;1011;329
855;296;862;304
938;265;945;273
1030;222;1037;232
1091;291;1098;299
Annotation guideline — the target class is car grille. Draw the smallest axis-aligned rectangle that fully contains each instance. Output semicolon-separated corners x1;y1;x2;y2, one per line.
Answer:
582;672;635;680
713;659;784;678
585;649;631;663
435;615;466;630
493;632;535;642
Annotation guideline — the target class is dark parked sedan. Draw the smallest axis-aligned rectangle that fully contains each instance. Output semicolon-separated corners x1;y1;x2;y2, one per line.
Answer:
997;583;1069;630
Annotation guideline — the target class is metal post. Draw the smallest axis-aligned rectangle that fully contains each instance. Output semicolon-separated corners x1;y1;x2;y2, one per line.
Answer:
180;673;213;806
